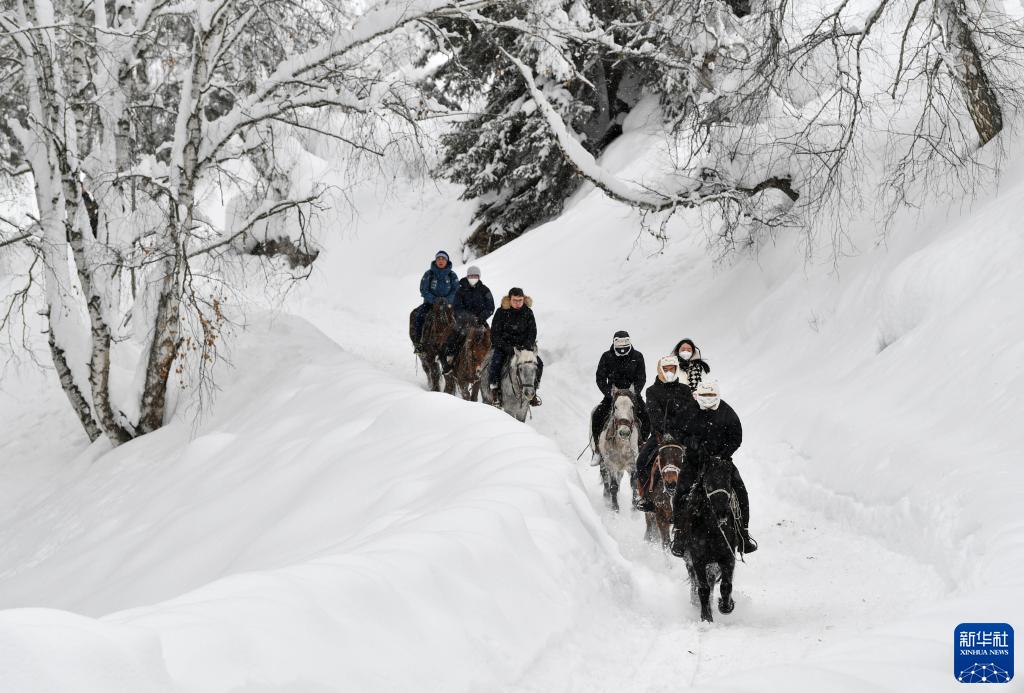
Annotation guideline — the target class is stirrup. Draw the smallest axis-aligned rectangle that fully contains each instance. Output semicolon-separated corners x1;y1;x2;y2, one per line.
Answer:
742;532;758;554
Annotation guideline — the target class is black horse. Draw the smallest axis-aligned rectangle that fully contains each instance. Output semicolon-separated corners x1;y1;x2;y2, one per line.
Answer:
672;453;742;623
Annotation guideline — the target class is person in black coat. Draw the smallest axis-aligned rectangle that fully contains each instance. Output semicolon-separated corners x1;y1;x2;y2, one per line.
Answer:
590;331;650;459
669;378;757;554
672;338;711;389
442;266;495;373
488;287;543;406
633;355;701;511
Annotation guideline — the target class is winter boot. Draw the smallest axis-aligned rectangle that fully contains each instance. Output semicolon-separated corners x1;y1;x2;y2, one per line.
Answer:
529;393;542;406
440;356;453;375
670;530;687;558
490;384;502;408
740;527;758;554
589;450;602;467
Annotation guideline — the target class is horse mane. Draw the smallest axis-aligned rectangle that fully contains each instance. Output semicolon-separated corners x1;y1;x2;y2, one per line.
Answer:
423;301;455;343
610;387;639;410
513;348;538;364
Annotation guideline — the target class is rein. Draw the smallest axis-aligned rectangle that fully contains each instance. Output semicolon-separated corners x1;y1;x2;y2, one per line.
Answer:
604;392;637;440
507;352;536;404
648;444;683;493
695;464;745;562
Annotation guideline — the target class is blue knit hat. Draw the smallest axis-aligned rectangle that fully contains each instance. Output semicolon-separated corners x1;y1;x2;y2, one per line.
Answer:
435;250;451;263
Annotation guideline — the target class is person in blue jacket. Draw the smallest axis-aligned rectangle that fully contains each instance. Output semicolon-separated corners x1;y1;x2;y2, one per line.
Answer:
412;250;459;354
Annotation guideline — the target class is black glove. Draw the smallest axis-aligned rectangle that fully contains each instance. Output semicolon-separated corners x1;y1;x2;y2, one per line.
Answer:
682;436;701;451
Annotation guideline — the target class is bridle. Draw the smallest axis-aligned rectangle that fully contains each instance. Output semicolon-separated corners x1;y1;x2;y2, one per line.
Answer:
606;392;636;440
693;458;744;559
459;325;489;383
648;443;683;494
508;350;537;403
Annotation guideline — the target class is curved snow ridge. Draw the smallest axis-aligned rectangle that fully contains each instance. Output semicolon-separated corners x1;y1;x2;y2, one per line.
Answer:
0;314;631;692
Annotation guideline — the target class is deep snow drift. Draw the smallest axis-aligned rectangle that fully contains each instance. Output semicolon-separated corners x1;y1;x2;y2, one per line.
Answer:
1;102;1023;691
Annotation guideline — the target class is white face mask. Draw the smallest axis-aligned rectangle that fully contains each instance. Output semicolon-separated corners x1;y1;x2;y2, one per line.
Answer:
695;394;720;410
662;369;678;382
468;277;479;286
678;350;693;361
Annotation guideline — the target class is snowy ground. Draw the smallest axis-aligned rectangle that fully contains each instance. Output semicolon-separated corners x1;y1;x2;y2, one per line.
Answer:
1;109;1022;691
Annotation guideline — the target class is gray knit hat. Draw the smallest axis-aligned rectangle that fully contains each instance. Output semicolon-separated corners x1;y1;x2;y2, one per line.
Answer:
467;265;481;277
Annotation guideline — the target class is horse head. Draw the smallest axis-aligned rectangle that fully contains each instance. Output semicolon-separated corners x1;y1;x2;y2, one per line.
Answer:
656;434;684;494
423;300;456;348
463;323;491;379
609;387;636;440
699;454;736;524
512;348;538;400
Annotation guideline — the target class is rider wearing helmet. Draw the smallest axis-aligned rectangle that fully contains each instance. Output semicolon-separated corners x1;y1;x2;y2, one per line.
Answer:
441;265;495;373
669;378;757;555
672;338;711;389
488;287;543;407
590;331;650;464
412;250;459;354
633;355;701;511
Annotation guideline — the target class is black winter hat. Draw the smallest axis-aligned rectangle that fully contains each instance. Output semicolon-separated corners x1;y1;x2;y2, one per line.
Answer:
509;287;525;297
613;330;630;339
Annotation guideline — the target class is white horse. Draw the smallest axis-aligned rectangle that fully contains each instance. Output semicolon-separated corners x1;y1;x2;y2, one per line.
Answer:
594;387;640;511
481;348;539;422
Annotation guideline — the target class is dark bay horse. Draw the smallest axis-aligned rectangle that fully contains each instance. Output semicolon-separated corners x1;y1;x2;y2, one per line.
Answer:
643;437;683;549
410;301;456;393
675;453;742;623
452;321;491;401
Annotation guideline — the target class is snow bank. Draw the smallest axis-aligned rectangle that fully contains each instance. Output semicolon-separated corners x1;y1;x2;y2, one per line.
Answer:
282;113;1024;690
0;315;628;691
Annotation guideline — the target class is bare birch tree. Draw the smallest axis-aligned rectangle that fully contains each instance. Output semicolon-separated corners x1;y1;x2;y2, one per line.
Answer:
0;0;487;444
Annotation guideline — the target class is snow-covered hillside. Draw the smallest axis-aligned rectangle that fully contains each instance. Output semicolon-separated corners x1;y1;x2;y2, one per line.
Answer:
1;101;1022;691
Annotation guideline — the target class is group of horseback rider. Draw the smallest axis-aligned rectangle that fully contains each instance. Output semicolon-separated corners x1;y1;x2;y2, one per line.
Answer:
410;250;755;557
411;250;543;407
591;332;758;557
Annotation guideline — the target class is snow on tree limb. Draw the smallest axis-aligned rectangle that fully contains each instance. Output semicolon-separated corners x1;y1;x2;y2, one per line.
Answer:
503;50;798;215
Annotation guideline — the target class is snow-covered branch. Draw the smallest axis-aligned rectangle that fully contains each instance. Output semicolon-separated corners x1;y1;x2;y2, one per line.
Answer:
505;51;797;216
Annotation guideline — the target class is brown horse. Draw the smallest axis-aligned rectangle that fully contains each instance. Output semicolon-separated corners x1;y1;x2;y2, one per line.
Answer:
409;302;456;393
452;321;491;401
643;437;684;549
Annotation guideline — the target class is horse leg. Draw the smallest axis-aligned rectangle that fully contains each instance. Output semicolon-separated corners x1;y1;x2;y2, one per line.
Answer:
427;358;441;392
443;370;456;395
643;513;656;543
718;555;736;615
608;471;621;512
657;509;672;551
683;553;700;607
599;465;615;509
693;554;714;622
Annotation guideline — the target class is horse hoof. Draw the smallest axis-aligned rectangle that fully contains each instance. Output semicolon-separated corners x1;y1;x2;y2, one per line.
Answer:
701;610;714;623
718;597;735;614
